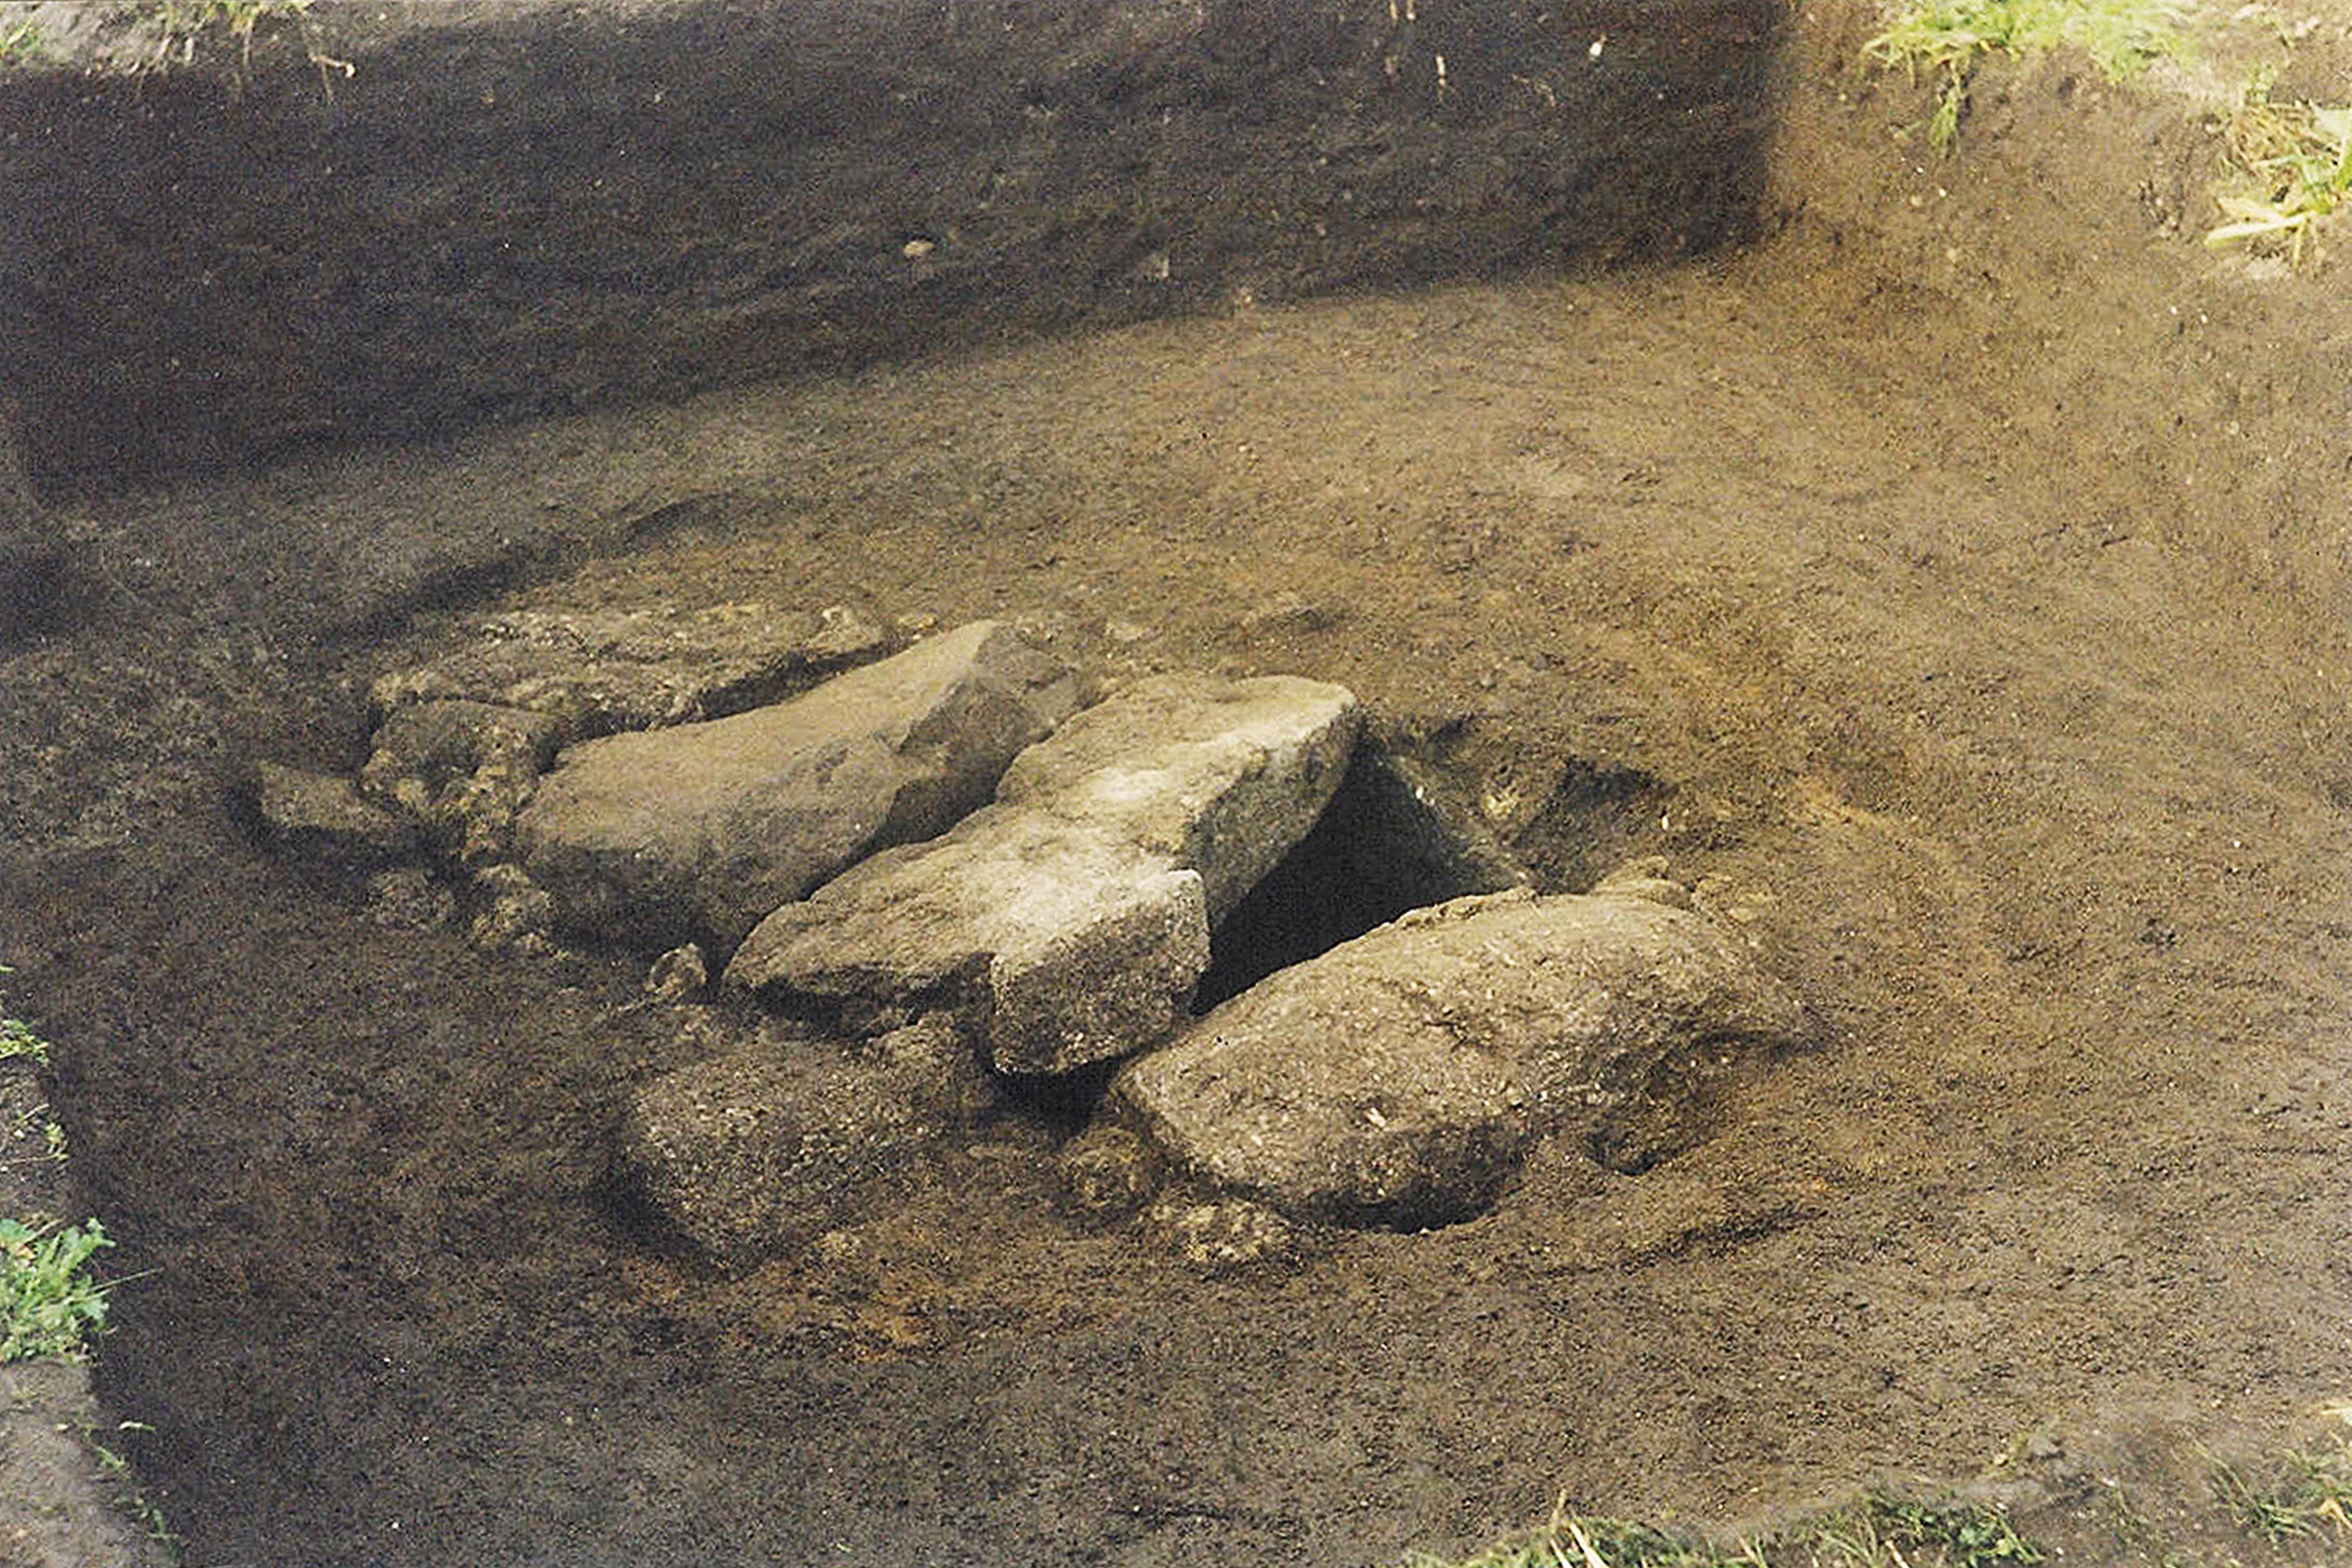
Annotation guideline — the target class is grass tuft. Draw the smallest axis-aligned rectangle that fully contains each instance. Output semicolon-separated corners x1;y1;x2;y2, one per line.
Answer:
0;1215;116;1363
150;0;313;60
0;967;47;1065
0;17;40;65
141;0;351;89
1;980;118;1364
0;1011;46;1064
83;1420;185;1555
1864;0;2189;150
2206;67;2352;266
1406;1493;2039;1568
1403;1512;1744;1568
2210;1437;2352;1542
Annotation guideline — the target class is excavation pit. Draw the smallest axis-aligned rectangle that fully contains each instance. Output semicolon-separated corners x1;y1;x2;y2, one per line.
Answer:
6;0;2352;1563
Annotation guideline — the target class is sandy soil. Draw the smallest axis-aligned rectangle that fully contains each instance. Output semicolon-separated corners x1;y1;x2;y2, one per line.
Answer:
6;4;2352;1564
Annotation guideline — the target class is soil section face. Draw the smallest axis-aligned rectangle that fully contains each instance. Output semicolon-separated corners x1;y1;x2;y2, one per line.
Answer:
1;0;1777;480
5;2;2352;1566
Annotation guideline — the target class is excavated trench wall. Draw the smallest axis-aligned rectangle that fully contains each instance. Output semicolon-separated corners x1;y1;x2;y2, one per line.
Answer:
0;0;1785;486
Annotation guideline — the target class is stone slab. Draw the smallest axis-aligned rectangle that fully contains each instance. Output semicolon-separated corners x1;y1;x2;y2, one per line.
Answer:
1114;887;1811;1226
726;672;1358;1073
517;621;1075;951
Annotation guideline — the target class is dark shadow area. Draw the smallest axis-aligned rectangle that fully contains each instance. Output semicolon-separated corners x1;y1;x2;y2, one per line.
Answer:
0;542;77;648
1195;740;1529;1010
1512;757;1676;893
0;0;1788;485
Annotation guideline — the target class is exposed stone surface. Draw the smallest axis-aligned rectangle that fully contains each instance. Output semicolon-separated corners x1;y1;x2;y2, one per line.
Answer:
731;817;1213;1074
517;621;1077;952
1118;988;1536;1228
251;761;421;865
369;601;890;741
1114;887;1810;1227
1394;887;1813;1121
617;1018;988;1268
726;673;1360;1073
993;672;1364;921
358;699;563;865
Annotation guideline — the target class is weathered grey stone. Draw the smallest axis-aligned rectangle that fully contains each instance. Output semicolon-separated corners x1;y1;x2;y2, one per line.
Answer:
994;672;1362;920
861;1013;1001;1124
1113;888;1810;1228
617;1018;982;1268
362;699;563;797
369;601;890;741
359;699;563;865
728;814;1212;1075
517;621;1077;952
252;761;421;865
1117;987;1535;1229
726;672;1359;1074
1374;888;1812;1122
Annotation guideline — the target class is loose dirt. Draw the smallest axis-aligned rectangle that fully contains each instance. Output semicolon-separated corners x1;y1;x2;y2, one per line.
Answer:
6;5;2352;1564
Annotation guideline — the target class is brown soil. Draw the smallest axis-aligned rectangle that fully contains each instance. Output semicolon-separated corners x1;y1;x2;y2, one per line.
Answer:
7;5;2352;1564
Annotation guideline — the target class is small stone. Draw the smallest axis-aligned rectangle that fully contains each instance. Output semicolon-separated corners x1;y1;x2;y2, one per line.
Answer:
1146;1193;1301;1274
362;700;560;799
618;1039;961;1268
808;604;886;662
863;1016;999;1122
646;944;708;1002
1058;1125;1164;1219
360;700;561;864
468;862;555;953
